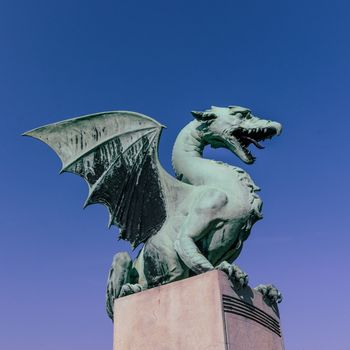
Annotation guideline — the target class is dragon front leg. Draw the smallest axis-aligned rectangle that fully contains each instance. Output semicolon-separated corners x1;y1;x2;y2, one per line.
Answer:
174;234;214;274
254;284;283;305
215;261;249;288
213;241;249;289
174;189;228;275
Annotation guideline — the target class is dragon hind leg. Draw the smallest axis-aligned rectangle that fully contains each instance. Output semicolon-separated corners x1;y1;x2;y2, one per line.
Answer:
106;252;145;320
105;252;131;319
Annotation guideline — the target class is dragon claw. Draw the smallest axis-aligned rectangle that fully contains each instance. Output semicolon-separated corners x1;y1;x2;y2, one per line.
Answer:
118;283;143;298
216;261;249;288
254;284;283;305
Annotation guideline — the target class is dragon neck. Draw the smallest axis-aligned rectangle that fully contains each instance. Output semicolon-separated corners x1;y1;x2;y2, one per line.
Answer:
172;120;225;186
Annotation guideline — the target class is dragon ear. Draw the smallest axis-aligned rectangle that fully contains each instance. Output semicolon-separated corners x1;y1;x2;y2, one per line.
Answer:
191;110;217;121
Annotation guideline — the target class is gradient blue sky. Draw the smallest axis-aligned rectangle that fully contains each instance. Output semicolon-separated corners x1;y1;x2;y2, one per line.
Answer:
1;1;349;349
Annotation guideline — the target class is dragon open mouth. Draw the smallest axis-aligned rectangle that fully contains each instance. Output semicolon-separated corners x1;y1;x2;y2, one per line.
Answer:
231;127;279;163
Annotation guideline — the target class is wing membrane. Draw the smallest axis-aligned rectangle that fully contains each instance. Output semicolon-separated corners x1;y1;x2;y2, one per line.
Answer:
24;111;167;247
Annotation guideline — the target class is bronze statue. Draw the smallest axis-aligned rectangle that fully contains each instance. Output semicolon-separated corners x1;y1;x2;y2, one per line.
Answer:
24;105;283;320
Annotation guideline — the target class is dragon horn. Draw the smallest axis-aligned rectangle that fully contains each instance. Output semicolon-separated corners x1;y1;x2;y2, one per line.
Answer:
191;110;217;121
191;110;204;119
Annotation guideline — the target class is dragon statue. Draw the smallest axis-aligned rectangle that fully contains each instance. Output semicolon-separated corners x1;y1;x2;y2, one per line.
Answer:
24;105;283;320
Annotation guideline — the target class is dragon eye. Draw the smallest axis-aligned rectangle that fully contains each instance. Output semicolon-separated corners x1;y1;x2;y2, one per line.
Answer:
231;111;244;118
230;109;252;119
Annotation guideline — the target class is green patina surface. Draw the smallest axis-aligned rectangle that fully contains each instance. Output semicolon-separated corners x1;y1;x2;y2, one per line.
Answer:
24;105;283;320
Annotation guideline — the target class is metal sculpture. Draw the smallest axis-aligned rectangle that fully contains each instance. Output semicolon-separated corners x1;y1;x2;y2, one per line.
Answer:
25;105;283;320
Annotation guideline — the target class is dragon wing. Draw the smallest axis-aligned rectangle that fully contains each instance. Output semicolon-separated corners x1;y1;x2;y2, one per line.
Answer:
24;111;189;247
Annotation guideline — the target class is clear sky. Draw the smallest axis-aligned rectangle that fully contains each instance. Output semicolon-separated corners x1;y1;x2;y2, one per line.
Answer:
1;1;349;349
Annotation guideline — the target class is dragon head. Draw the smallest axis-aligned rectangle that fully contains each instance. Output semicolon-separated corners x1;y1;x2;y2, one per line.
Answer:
192;105;282;164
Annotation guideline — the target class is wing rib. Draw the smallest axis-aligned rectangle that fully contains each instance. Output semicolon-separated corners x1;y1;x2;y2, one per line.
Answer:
61;126;156;173
83;129;157;208
24;110;191;247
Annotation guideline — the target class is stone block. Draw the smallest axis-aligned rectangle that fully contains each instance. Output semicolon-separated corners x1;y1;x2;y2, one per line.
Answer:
114;270;284;350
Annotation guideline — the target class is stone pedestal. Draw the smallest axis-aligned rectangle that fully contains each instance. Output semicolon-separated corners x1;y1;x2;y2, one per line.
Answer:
113;270;284;350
